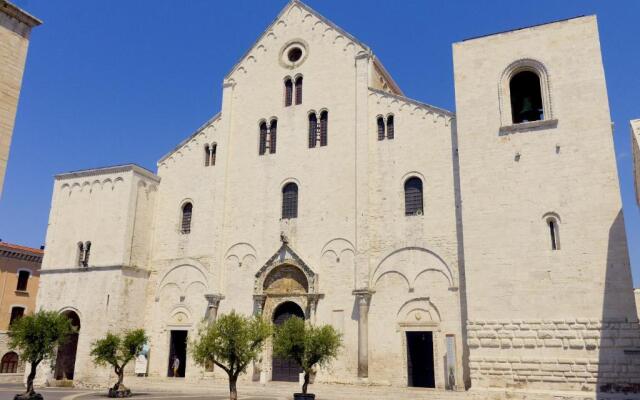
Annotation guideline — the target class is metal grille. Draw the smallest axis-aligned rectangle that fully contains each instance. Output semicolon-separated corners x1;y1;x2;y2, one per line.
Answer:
181;203;192;233
284;79;293;107
259;123;267;155
308;113;317;148
404;177;423;216
282;183;298;219
377;117;385;140
295;76;303;105
269;120;277;154
320;111;328;146
386;115;394;139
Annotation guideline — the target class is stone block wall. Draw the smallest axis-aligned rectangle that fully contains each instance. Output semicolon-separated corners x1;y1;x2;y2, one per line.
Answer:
467;319;640;390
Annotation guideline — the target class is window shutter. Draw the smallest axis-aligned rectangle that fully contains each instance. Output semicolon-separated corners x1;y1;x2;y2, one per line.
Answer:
259;123;267;155
285;79;293;107
282;183;298;219
404;177;423;216
269;120;277;154
387;115;394;139
308;113;317;148
377;117;385;140
295;76;303;105
181;203;192;234
320;111;328;146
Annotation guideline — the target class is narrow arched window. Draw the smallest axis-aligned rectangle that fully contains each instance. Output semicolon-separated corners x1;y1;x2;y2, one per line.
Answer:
284;78;293;107
204;144;211;166
259;122;267;155
510;71;543;123
211;143;217;166
77;242;84;267
377;116;385;141
83;241;91;266
386;115;394;139
320;111;328;146
269;120;277;154
181;202;193;234
282;183;298;219
547;218;560;250
308;113;317;148
0;352;18;374
295;76;303;105
404;177;423;216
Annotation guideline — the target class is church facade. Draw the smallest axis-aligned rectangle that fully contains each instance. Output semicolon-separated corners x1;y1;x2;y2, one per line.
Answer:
36;1;639;394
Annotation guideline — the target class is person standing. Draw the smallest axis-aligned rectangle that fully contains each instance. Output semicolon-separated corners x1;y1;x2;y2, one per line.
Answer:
172;356;180;378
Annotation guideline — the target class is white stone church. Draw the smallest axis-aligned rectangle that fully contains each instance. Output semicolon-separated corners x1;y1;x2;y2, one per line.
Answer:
36;0;640;394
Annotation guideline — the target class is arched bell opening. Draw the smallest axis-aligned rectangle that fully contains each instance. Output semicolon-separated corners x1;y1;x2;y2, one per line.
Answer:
54;310;80;380
271;301;304;382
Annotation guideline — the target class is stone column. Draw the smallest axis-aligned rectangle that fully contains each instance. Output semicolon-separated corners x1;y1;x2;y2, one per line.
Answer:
353;289;374;378
253;295;266;317
204;294;224;324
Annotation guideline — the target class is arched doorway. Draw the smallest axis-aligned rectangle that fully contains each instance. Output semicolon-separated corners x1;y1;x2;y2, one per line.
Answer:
271;301;304;382
0;352;18;373
54;310;80;380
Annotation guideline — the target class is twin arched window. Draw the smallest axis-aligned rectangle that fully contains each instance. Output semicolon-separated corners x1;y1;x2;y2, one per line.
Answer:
259;120;278;155
285;76;303;107
181;202;193;234
77;241;91;267
308;111;328;148
377;115;394;140
204;143;217;167
404;177;423;216
282;183;298;219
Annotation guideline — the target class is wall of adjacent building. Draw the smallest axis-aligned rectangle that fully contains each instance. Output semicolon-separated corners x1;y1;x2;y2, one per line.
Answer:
632;119;640;207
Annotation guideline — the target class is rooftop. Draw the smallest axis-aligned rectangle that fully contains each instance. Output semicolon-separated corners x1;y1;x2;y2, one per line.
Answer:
0;0;42;28
0;241;44;256
55;163;160;182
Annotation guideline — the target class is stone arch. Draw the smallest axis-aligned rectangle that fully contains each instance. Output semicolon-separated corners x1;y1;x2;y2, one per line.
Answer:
54;310;80;380
371;247;455;291
0;351;18;373
156;261;209;298
397;297;442;325
499;58;553;127
263;264;309;294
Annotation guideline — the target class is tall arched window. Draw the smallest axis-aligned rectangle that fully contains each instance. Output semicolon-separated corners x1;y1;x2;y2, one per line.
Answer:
211;143;217;166
295;76;303;105
269;120;277;154
204;144;211;166
77;242;84;267
284;78;293;107
282;183;298;219
308;113;317;148
404;177;423;216
386;115;394;139
259;122;268;155
84;241;91;266
0;352;18;374
181;202;193;234
319;111;328;146
547;217;560;250
377;116;385;141
510;70;543;123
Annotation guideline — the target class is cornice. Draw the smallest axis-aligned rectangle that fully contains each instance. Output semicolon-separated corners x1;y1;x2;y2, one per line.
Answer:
368;87;455;119
0;1;42;28
55;164;160;183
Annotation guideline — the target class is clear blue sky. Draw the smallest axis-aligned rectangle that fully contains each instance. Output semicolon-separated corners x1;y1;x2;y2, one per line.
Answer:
1;0;639;285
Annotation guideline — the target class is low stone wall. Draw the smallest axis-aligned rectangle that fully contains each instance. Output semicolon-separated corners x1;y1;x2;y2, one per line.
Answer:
467;319;640;391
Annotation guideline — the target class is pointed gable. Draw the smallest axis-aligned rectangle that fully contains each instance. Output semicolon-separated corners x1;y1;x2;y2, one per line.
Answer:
225;0;370;82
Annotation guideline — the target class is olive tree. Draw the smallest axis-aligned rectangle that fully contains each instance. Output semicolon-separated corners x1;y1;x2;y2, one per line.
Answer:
191;312;272;400
90;329;147;398
273;317;341;396
8;310;74;400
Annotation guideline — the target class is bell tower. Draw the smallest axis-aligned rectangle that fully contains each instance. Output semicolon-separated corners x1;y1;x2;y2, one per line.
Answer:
453;16;639;391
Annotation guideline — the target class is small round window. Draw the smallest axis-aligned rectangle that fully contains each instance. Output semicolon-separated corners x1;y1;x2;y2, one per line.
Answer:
287;47;303;62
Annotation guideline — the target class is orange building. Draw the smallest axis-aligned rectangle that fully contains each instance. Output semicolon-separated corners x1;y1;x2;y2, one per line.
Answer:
0;241;42;380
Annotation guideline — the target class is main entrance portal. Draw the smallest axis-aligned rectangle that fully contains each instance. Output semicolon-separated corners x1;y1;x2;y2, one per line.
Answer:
54;311;80;380
406;331;435;388
167;330;187;377
271;302;304;382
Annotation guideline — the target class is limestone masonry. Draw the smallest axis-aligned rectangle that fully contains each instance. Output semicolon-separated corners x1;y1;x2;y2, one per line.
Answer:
36;1;639;396
0;1;40;199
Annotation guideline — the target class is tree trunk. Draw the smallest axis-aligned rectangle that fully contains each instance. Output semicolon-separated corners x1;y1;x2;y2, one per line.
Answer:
116;367;124;391
228;375;238;400
26;360;39;395
302;371;310;394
